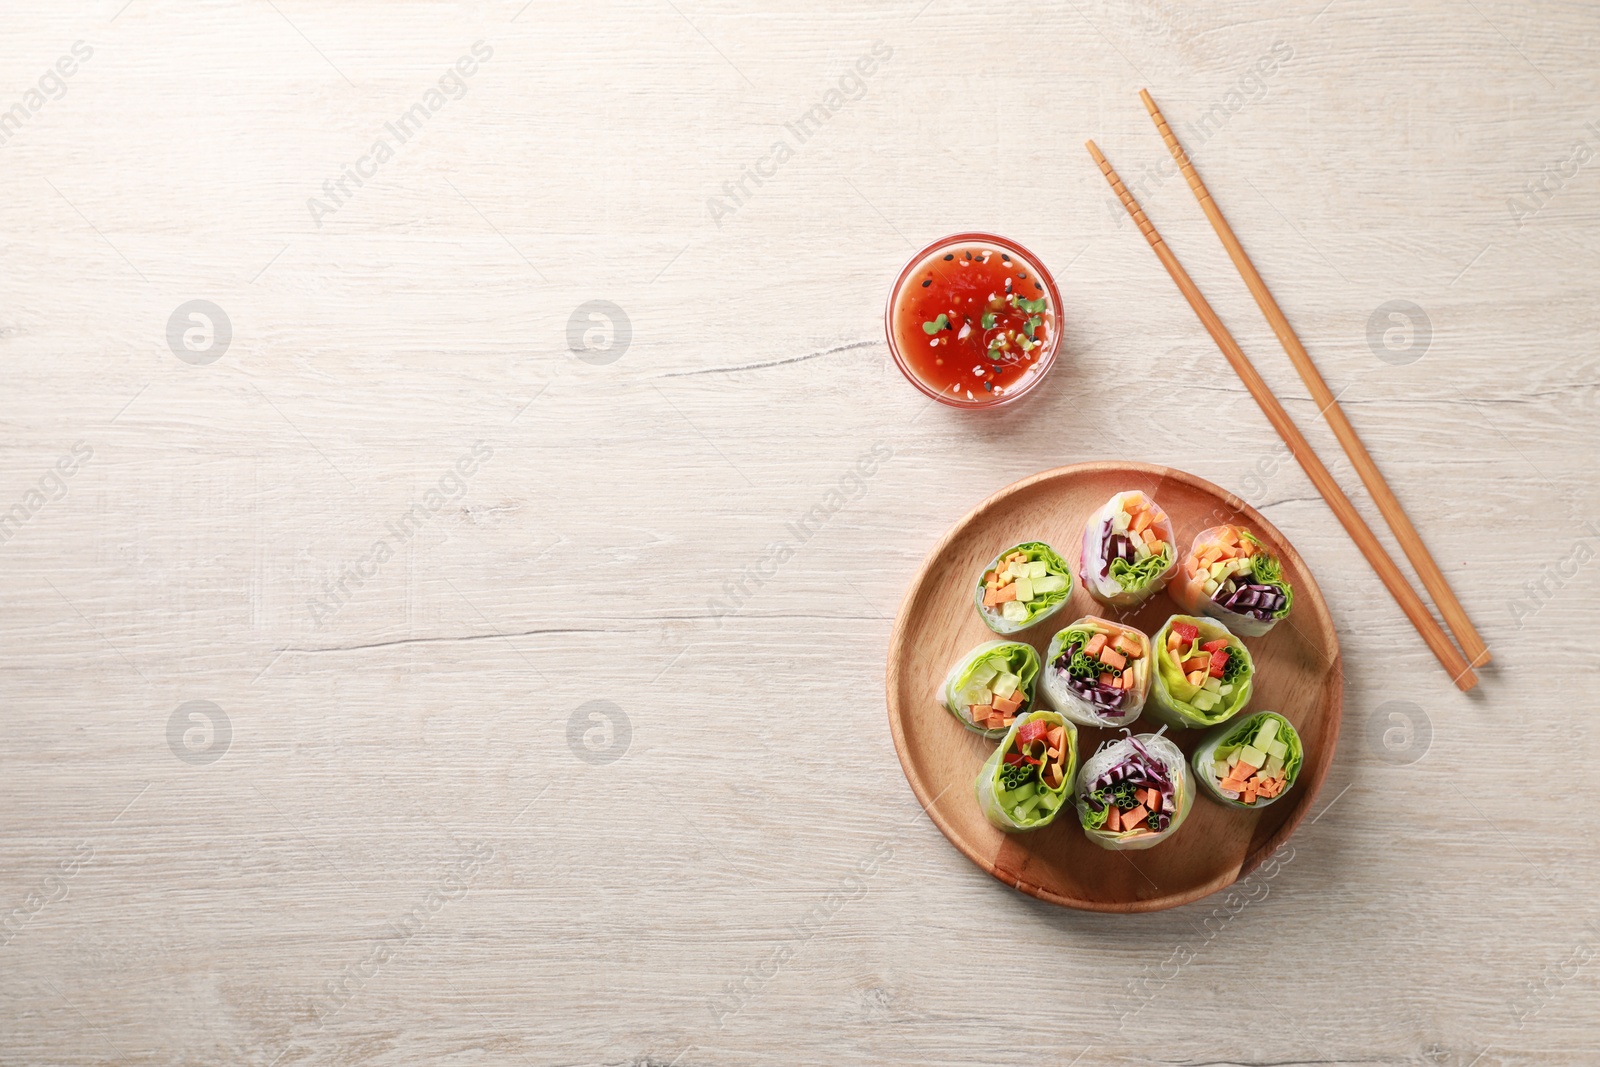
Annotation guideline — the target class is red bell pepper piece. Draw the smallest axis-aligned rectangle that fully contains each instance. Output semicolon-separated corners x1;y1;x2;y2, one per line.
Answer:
1208;649;1229;678
1016;719;1050;747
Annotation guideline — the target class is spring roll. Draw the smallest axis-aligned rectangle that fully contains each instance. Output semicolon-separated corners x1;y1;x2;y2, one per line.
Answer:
1193;712;1304;808
1075;730;1193;850
1170;524;1294;637
1042;616;1152;728
1078;491;1178;609
937;639;1042;740
975;710;1079;832
1146;614;1255;729
974;541;1074;634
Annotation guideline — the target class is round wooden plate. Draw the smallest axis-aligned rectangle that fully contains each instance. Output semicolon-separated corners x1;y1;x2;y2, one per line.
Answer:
885;462;1342;913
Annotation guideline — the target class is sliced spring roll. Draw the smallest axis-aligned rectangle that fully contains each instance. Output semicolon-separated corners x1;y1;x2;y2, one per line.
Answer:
1193;711;1303;808
975;710;1079;832
1171;524;1294;637
1078;491;1177;609
1075;730;1193;850
937;639;1042;740
974;541;1074;634
1043;616;1151;728
1147;615;1254;729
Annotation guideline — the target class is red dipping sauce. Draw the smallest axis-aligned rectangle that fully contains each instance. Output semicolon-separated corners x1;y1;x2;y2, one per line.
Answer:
886;233;1062;408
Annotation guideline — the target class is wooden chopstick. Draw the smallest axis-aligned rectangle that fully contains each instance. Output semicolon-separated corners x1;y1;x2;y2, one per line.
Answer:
1138;89;1490;670
1085;139;1479;691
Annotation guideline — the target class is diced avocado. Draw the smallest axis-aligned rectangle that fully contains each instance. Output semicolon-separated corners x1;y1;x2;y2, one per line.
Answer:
1266;755;1285;776
1203;579;1219;595
1227;750;1240;767
1202;676;1222;693
1111;511;1131;534
960;684;993;707
1239;744;1266;768
1209;561;1230;580
1192;690;1218;711
1033;574;1067;595
1134;538;1151;560
1267;739;1288;760
1001;599;1028;623
1219;684;1233;696
970;664;998;687
1026;560;1048;579
1253;717;1280;749
992;671;1020;698
1214;760;1230;779
1012;576;1034;602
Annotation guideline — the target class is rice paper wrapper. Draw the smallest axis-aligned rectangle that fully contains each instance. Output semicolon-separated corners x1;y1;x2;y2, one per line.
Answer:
973;541;1074;635
1170;525;1293;638
937;639;1042;740
1146;614;1254;730
1078;491;1178;610
1075;732;1193;851
974;710;1079;833
1192;711;1304;809
1042;616;1150;729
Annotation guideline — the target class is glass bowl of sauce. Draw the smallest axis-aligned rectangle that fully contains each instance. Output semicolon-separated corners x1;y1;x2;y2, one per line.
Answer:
885;232;1062;408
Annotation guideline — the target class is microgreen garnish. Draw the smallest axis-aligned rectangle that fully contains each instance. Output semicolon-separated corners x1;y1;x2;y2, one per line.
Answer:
1017;296;1047;314
921;313;951;335
981;312;996;329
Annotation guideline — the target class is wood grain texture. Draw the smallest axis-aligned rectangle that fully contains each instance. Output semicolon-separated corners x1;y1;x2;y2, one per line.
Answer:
2;1;1599;1065
886;463;1341;913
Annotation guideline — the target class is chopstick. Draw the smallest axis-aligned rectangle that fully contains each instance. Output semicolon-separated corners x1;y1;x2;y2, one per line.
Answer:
1085;139;1479;692
1138;89;1491;670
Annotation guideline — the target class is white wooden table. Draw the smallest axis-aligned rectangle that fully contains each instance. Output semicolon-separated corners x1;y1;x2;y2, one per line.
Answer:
4;2;1597;1063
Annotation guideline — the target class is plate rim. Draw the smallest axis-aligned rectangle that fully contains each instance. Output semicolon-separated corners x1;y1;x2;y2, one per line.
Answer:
884;460;1344;913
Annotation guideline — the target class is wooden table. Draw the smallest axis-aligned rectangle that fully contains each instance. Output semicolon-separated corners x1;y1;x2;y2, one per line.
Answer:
3;2;1596;1063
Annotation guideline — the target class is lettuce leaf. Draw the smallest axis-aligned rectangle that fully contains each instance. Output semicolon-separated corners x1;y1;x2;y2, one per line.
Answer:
1109;545;1173;592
